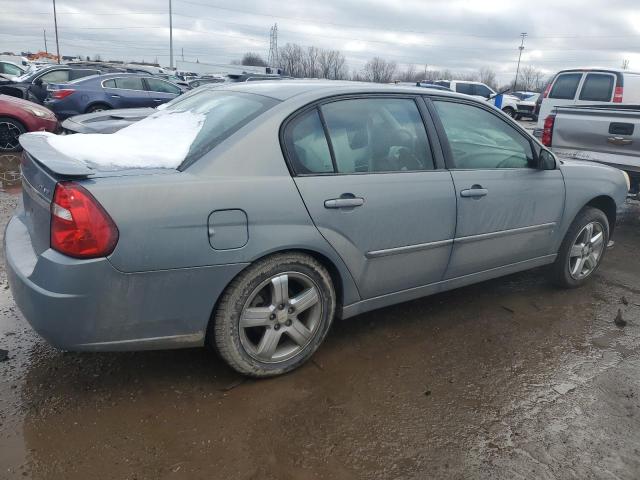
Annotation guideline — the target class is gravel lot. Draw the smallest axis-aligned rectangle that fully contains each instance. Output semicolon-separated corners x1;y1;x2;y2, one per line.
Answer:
1;150;639;480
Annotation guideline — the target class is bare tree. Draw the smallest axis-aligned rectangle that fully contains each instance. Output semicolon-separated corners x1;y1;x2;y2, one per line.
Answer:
279;43;305;77
478;67;497;90
518;65;545;91
362;57;397;83
318;49;348;80
240;52;267;67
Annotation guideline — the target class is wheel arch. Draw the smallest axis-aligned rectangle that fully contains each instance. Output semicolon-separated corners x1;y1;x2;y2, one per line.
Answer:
585;195;617;238
84;101;112;113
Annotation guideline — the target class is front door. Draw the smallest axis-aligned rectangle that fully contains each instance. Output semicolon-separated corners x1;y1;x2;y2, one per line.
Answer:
285;96;457;299
144;77;182;107
430;98;565;279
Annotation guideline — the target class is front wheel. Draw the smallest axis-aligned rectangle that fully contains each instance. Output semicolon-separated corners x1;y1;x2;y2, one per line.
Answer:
502;107;516;118
0;117;26;152
212;252;336;377
550;207;609;288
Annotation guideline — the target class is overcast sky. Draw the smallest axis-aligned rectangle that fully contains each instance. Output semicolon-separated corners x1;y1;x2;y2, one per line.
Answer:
2;0;640;82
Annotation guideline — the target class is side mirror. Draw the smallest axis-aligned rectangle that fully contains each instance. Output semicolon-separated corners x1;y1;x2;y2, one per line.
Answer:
538;149;556;170
33;78;43;87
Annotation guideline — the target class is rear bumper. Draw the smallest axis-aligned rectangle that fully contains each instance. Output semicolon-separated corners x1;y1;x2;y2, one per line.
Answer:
5;214;248;351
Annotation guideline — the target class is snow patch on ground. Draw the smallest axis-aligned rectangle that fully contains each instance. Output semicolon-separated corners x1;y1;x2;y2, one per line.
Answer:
32;110;205;170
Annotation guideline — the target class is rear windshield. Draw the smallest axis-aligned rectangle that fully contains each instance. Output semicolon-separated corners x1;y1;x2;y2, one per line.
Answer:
172;90;279;168
549;73;582;100
579;73;614;102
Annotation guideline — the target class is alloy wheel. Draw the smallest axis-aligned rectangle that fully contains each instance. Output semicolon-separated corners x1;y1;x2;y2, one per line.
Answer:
568;221;605;280
239;272;323;363
0;121;21;151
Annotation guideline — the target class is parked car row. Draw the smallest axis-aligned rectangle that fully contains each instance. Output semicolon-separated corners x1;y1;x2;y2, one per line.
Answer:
432;79;522;118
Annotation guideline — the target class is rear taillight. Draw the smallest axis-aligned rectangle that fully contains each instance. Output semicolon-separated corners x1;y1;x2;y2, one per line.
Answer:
543;82;552;98
541;114;556;147
50;182;118;259
613;86;623;103
52;89;75;100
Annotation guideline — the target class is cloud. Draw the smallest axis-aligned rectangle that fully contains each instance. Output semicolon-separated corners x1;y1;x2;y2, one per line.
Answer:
1;0;638;82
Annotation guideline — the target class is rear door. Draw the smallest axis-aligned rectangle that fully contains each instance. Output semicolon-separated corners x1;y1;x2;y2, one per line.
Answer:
538;72;584;127
285;95;457;299
144;77;182;106
430;98;565;279
102;77;150;108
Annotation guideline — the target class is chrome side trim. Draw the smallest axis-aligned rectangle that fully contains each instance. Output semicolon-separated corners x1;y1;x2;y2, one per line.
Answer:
366;238;453;259
454;222;556;245
76;333;204;350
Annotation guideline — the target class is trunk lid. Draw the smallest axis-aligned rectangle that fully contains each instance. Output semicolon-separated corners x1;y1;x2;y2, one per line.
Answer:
19;134;174;256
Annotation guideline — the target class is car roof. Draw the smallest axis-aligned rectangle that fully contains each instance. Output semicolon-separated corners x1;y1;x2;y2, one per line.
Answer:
557;67;640;76
208;79;465;101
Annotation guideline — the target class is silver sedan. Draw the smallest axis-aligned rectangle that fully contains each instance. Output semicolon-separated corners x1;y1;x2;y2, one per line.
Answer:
6;81;629;377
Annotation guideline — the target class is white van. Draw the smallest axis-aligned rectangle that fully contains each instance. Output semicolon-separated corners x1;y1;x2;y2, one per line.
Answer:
433;80;520;117
536;68;640;129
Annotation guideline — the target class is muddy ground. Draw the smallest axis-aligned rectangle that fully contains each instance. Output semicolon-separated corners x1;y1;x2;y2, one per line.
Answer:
0;151;639;479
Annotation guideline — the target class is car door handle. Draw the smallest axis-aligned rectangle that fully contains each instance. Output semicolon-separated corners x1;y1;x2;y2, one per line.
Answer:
110;94;120;98
460;185;488;198
607;136;633;146
153;98;163;102
324;197;365;209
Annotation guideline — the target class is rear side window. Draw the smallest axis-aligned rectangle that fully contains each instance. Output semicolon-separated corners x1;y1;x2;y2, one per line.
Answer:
69;69;99;80
113;77;145;91
549;73;582;100
321;98;434;173
455;83;473;95
434;81;450;89
579;73;614;101
284;109;334;174
146;77;181;94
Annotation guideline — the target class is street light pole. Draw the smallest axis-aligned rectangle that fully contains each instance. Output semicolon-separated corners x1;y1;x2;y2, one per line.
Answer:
43;29;48;53
52;0;61;63
513;32;527;91
169;0;174;69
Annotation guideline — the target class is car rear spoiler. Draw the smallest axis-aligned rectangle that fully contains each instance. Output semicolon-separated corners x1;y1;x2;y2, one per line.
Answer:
19;134;93;177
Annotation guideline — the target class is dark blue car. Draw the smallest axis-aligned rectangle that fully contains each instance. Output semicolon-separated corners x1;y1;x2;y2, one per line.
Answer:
44;73;183;119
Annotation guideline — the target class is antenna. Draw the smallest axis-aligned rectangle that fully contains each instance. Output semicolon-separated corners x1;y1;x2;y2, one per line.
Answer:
268;23;278;68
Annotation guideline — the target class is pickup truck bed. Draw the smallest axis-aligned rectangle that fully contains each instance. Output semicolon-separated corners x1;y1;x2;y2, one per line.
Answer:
550;105;640;192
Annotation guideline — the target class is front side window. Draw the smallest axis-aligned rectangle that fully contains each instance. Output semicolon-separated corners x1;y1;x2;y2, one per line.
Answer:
579;73;614;102
455;83;473;95
434;100;534;169
473;84;493;98
549;73;582;100
3;63;22;76
146;78;181;94
38;70;69;84
321;98;434;173
113;77;145;91
284;109;334;174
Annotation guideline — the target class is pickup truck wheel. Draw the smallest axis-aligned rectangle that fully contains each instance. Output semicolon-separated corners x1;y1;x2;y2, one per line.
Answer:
502;107;516;118
0;117;26;152
550;207;609;288
211;252;336;377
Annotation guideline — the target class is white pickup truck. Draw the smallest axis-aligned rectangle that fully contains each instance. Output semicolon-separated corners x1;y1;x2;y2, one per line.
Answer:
542;104;639;193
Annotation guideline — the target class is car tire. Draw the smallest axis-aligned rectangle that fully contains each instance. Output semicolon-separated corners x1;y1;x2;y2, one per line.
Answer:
0;117;26;152
514;113;522;120
502;107;516;118
211;252;336;377
550;207;609;288
85;103;111;114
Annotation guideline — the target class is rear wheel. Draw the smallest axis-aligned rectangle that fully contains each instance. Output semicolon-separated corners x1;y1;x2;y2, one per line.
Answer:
212;252;336;377
550;207;609;288
0;117;26;152
85;103;111;114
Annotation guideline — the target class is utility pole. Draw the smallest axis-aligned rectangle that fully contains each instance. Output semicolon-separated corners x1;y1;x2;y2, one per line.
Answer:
43;29;48;53
513;32;527;90
52;0;61;63
181;47;184;62
169;0;174;68
267;23;278;68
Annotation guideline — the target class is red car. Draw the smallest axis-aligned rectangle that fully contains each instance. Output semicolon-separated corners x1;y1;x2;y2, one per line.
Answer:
0;94;59;152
